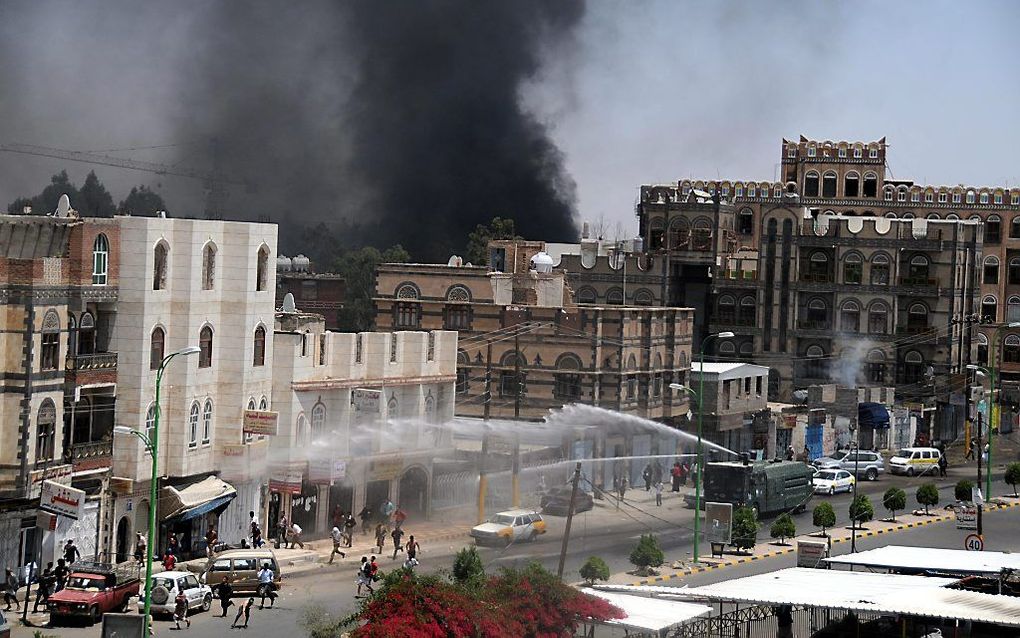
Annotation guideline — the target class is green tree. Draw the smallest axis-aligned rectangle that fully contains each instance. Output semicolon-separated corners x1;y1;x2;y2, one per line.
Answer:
452;546;485;588
1004;462;1020;497
848;494;874;529
8;170;80;215
955;480;975;502
333;244;410;332
118;185;166;215
769;512;796;545
731;506;758;552
916;482;939;515
882;487;907;521
628;534;664;571
579;556;610;586
812;502;836;536
465;216;520;265
78;171;116;217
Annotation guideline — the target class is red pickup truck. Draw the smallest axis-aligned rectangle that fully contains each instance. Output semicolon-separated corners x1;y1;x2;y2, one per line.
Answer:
47;562;140;625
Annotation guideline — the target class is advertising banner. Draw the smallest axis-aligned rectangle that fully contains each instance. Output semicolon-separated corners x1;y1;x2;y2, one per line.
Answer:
40;480;86;520
242;410;279;436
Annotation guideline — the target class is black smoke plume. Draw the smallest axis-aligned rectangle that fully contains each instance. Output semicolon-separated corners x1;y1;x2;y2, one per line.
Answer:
0;1;582;261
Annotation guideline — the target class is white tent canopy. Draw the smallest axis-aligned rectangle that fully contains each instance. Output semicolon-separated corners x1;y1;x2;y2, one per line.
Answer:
581;589;711;636
823;544;1020;575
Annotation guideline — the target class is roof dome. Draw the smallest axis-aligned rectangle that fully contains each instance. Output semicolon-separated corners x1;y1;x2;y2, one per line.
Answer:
531;251;554;273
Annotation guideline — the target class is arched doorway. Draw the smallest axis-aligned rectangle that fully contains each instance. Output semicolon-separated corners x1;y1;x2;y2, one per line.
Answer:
398;467;429;518
116;516;130;563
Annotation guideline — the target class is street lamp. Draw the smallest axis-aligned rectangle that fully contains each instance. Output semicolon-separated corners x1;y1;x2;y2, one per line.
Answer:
672;330;734;563
117;346;199;635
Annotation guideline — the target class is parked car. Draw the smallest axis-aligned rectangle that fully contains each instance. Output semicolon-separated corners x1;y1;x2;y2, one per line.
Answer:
201;549;282;595
137;571;212;617
540;486;594;516
470;510;546;546
47;562;140;625
889;447;941;477
813;450;885;481
812;469;855;495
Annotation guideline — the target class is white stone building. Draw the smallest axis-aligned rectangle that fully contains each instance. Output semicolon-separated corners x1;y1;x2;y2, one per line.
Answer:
269;307;456;537
109;216;277;558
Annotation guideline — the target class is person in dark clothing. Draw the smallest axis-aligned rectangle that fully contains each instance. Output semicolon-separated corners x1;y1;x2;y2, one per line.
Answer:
938;445;948;477
62;540;81;564
358;506;372;535
391;527;405;560
214;577;234;617
53;559;69;592
775;604;793;638
642;464;653;491
343;514;356;547
32;564;54;613
3;568;19;611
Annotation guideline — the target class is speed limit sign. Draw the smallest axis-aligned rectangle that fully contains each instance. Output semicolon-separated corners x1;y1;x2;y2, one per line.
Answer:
965;534;984;551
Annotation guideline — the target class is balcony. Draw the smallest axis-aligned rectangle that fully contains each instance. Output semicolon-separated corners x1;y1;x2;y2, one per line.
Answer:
66;352;118;371
68;439;113;472
797;320;832;331
895;324;937;338
898;276;939;288
799;272;835;284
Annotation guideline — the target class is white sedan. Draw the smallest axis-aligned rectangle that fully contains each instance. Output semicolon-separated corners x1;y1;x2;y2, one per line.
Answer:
812;469;855;495
137;571;213;617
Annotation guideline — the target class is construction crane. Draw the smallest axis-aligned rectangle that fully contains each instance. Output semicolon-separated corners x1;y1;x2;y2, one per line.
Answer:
0;141;250;219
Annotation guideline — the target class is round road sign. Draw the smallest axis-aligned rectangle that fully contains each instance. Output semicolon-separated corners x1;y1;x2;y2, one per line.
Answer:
965;534;984;551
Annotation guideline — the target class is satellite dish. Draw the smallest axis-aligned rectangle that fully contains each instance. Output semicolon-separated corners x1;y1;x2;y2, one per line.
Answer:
282;292;296;313
55;194;71;217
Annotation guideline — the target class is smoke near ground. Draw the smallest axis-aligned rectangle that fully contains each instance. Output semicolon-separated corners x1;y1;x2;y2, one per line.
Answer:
0;1;582;260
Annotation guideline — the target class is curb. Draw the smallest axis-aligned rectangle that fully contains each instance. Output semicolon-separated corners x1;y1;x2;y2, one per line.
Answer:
624;503;1020;586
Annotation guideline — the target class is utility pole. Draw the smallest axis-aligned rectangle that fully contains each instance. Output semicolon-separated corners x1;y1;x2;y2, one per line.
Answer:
478;341;492;524
557;462;582;580
977;411;984;537
850;418;859;554
511;330;522;507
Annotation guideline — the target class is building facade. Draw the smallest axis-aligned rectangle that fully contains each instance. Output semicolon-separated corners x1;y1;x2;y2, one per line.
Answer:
275;254;345;330
109;216;277;558
688;362;770;453
270;308;456;536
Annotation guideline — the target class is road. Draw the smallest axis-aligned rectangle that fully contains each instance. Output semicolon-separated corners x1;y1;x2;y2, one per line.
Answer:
14;467;985;638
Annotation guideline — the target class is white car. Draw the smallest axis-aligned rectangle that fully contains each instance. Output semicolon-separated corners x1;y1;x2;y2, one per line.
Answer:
812;469;855;495
470;509;546;546
137;571;212;616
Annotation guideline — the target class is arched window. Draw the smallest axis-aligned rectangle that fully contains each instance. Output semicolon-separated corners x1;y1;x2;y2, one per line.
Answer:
803;171;819;197
866;350;886;383
805;345;826;379
245;397;256;442
718;340;736;355
738;341;753;356
67;315;77;359
806;298;828;327
907;303;929;332
553;353;583;400
145;403;156;432
311;403;326;440
844;172;860;198
36;399;56;463
202;242;217;290
898;187;908;203
256;245;270;291
1005;335;1020;364
840;301;860;333
577;287;597;304
807;251;829;281
843;253;863;284
150;327;165;370
40;310;60;371
1008;296;1020;323
199;325;213;368
966;191;976;204
884;186;895;202
868;302;888;334
908;255;930;281
982;295;998;323
253;326;266;366
649;217;665;249
738;296;756;325
188;401;200;448
1011;217;1020;240
78;312;96;355
986;215;1002;243
668;217;689;249
396;284;419;299
153;242;168;290
863;172;878;198
870;253;890;285
903;351;925;383
259;396;268;411
202;400;213;444
92;234;109;285
296;414;308;447
821;171;837;198
718;295;735;322
606;288;624;305
633;289;654;306
738;208;754;235
984;256;1000;285
976;333;989;366
446;285;471;302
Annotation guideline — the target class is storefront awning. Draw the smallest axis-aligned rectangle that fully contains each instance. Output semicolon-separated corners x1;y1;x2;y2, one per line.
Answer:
858;402;890;429
162;476;237;523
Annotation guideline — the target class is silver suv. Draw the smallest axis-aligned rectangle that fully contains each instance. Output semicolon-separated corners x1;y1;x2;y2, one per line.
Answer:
812;450;884;481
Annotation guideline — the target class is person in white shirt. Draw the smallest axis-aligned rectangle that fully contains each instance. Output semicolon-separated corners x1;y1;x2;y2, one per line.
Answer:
328;526;346;564
288;522;304;549
257;564;276;609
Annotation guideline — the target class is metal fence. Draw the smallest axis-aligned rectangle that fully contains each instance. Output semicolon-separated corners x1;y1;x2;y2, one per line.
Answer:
432;458;566;512
665;605;886;638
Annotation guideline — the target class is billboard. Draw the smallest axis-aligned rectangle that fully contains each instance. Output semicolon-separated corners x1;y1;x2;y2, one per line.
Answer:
243;410;279;436
705;502;733;545
309;457;347;485
268;466;303;495
40;480;86;520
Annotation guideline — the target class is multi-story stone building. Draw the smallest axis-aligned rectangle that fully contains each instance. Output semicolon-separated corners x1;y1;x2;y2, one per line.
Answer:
688;362;770;453
269;305;456;536
275;254;345;330
374;240;694;424
0;203;119;571
634;136;989;440
109;216;277;558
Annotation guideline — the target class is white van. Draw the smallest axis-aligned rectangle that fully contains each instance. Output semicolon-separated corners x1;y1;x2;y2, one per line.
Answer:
889;447;941;476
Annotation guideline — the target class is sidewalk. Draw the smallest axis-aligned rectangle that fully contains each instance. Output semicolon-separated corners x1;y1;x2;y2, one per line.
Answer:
607;494;1020;587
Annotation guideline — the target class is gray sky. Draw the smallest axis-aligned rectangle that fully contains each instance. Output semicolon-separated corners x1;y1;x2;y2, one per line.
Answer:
1;0;1018;237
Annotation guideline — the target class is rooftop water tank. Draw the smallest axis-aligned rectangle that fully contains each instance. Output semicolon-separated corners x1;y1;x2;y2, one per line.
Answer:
292;254;311;272
531;251;554;273
277;255;293;272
